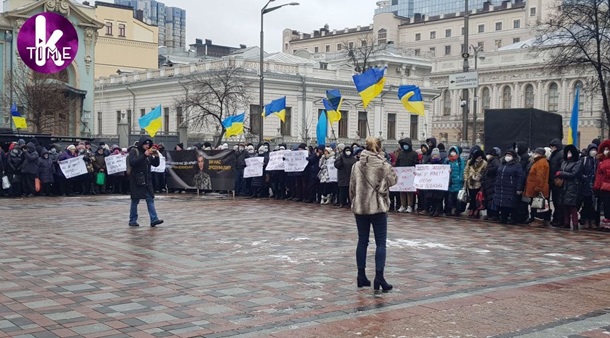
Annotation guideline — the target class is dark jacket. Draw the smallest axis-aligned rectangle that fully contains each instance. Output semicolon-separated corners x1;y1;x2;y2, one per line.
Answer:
493;157;525;208
0;148;5;175
515;141;530;172
306;152;321;179
558;145;582;206
21;142;40;176
481;156;501;206
396;138;418;167
580;144;598;197
92;151;107;173
129;136;160;200
549;138;564;186
235;150;248;170
7;149;24;175
334;148;357;187
57;149;76;178
38;150;55;184
251;152;269;187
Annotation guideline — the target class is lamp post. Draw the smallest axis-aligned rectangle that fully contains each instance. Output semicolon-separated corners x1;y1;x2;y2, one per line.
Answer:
259;0;300;145
461;0;470;145
470;44;485;145
5;30;13;130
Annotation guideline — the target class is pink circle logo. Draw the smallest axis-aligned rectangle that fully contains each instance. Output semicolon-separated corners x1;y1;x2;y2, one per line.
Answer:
17;12;79;74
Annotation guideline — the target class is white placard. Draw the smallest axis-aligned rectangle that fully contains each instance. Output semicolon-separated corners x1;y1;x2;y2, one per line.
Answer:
151;154;166;173
413;164;450;191
326;158;338;183
266;150;289;171
390;167;416;192
284;150;309;173
59;156;88;179
244;157;264;178
105;154;127;175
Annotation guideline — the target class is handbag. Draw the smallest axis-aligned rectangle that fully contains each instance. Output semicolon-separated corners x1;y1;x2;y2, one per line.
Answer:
554;177;564;187
35;178;41;193
531;193;546;209
457;189;468;203
2;175;11;190
96;172;106;186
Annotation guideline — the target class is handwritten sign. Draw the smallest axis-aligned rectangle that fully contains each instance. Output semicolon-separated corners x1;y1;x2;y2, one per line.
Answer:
390;167;416;192
266;150;289;171
151;154;166;173
105;154;127;175
413;165;450;191
59;156;88;179
244;157;264;178
327;158;338;183
284;150;309;173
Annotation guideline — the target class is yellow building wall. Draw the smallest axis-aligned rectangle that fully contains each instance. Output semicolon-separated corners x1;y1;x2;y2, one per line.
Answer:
94;5;159;79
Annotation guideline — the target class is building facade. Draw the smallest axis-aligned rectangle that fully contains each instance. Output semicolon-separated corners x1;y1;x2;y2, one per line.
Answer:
94;1;159;78
375;0;491;18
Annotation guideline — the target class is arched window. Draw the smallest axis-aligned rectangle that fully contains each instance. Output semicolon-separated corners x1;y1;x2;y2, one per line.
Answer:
502;86;512;108
574;80;584;112
377;28;387;45
548;82;559;112
443;90;451;116
524;84;534;108
481;87;491;112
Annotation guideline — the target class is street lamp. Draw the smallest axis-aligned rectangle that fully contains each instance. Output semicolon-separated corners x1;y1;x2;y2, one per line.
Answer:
461;0;470;145
5;30;13;130
470;44;485;145
259;0;300;144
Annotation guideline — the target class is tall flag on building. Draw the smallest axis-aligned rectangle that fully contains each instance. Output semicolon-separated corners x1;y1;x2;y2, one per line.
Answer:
222;112;245;138
352;67;386;109
262;96;287;122
398;85;425;116
138;105;162;137
567;86;580;146
317;110;328;146
324;89;343;123
11;104;27;130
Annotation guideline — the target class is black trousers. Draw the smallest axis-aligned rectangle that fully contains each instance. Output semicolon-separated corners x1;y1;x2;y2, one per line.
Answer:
23;173;36;195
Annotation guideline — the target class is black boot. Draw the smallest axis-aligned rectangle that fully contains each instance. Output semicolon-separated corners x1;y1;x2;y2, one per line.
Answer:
357;268;371;288
374;270;393;293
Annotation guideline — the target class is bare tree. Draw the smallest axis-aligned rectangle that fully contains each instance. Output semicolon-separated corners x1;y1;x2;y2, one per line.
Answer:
532;0;610;136
341;33;387;73
177;67;253;147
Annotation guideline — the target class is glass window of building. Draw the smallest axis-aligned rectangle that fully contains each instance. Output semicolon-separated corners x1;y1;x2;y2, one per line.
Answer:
477;41;485;51
118;23;126;37
338;111;348;138
281;108;292;136
513;37;521;44
163;107;170;133
325;45;330;52
314;46;319;53
482;87;491;111
513;19;521;29
445;45;451;55
387;113;396;140
361;40;367;47
495;39;502;49
478;24;484;33
548;82;559;111
430;31;436;39
349;41;354;49
410;115;418;140
530;7;537;16
495;22;502;31
415;33;421;41
414;49;421;56
378;29;387;44
502;86;512;108
443;90;451;116
358;112;368;137
176;107;183;127
105;22;113;36
98;112;103;135
250;105;262;135
337;43;342;51
429;47;436;57
524;84;535;108
461;26;465;35
445;29;452;37
574;81;584;111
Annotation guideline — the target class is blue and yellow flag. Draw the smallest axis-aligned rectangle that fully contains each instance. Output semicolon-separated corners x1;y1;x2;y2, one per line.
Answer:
325;89;343;123
138;105;162;138
398;85;425;116
567;86;580;146
222;112;245;138
322;99;342;124
352;67;386;109
262;96;286;122
11;104;27;130
317;110;328;146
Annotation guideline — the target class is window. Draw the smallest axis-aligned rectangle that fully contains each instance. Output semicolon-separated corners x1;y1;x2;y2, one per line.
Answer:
444;45;451;55
414;49;421;56
361;40;367;47
415;33;421;41
410;115;419;140
118;23;126;37
477;41;485;51
429;47;436;57
281;107;292;136
461;26;464;35
443;90;451;116
176;106;183;127
348;41;354;49
378;28;387;44
127;109;132;130
478;24;484;33
285;43;288;51
548;82;559;111
338;111;348;138
105;22;113;36
495;39;502;49
116;110;121;124
140;109;146;133
524;84;535;108
164;107;170;133
314;46;319;53
358;111;368;137
250;105;262;136
336;43;342;51
387;113;396;140
513;19;521;29
482;87;491;111
495;22;502;31
320;62;328;70
96;112;102;135
513;37;521;44
430;31;436;39
445;29;452;37
502;86;512;108
325;45;330;52
574;81;584;111
530;7;537;16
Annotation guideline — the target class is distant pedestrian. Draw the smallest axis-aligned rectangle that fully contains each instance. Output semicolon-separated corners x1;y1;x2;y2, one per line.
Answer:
129;136;164;227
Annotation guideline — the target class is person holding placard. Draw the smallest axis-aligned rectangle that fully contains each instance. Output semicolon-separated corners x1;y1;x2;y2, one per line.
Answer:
395;137;418;213
350;136;398;293
128;136;164;227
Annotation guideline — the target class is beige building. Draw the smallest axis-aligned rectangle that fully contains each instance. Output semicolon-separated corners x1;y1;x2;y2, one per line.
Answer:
94;1;158;79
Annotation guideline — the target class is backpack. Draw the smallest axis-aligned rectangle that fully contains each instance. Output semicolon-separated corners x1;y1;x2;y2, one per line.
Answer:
126;148;139;176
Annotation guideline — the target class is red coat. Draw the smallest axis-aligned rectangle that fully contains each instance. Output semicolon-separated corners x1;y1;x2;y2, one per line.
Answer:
593;140;610;192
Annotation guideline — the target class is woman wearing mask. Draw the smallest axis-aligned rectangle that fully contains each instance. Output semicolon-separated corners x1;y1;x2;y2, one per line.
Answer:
580;144;599;228
395;137;418;213
523;148;550;225
481;148;502;221
556;145;583;230
350;136;398;292
493;149;525;224
444;146;465;216
334;146;357;207
594;140;610;229
463;150;487;219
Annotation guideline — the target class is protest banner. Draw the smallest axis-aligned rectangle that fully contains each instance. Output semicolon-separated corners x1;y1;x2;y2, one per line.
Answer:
266;150;289;171
165;150;235;191
151;154;166;173
59;156;88;179
326;158;338;183
413;165;450;190
105;154;127;175
389;167;416;192
284;150;308;173
244;157;264;178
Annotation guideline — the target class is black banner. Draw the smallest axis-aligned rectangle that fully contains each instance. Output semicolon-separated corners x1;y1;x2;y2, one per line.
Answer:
166;150;235;191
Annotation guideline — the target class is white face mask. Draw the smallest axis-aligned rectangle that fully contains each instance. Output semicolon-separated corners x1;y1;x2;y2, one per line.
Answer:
450;151;457;157
486;155;493;161
590;150;598;157
567;153;573;160
505;155;514;162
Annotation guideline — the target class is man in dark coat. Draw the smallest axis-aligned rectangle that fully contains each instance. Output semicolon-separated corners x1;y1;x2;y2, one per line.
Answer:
396;137;419;212
334;146;357;207
494;149;525;224
21;142;40;196
481;147;502;221
129;136;163;227
548;138;565;226
38;149;55;196
234;144;248;196
514;141;531;223
305;145;323;203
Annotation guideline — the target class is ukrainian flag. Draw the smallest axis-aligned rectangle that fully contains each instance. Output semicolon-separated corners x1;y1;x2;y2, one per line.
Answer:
222;112;245;138
567;86;580;146
352;67;386;109
262;96;286;122
11;104;27;130
398;85;425;116
139;105;162;138
324;89;343;123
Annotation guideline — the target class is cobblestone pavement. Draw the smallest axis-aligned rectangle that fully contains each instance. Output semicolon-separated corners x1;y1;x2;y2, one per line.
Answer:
1;194;610;337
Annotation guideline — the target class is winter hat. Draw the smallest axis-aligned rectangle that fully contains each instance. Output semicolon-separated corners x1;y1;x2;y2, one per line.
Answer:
67;145;76;151
279;145;286;150
247;145;255;152
431;148;440;158
534;147;546;156
317;145;325;152
18;139;25;146
298;143;307;150
504;149;517;158
99;142;106;146
438;143;446;151
592;138;601;147
337;143;345;152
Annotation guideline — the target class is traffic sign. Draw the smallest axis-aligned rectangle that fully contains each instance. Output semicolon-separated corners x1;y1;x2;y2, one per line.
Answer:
448;71;479;90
